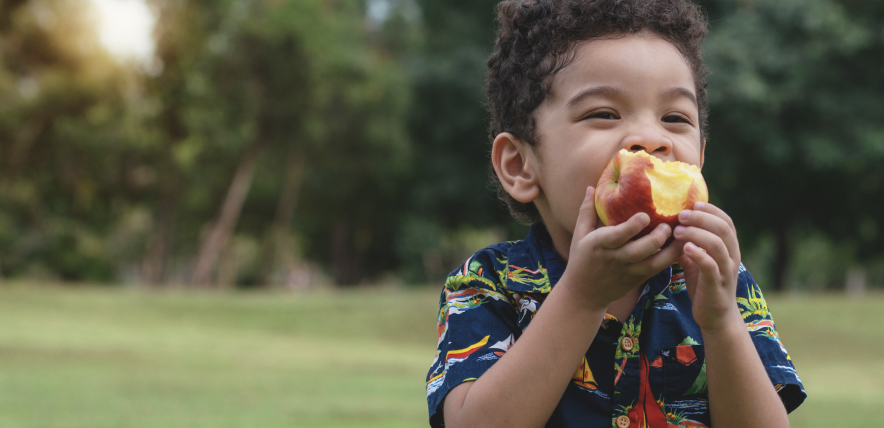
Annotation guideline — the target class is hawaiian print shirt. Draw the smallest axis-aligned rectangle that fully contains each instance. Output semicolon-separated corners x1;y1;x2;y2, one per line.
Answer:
426;224;806;427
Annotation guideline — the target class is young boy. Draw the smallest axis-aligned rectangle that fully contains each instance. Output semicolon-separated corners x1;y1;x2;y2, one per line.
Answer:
425;0;806;427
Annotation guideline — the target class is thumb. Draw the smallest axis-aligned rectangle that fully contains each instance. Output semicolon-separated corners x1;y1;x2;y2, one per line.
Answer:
573;186;599;241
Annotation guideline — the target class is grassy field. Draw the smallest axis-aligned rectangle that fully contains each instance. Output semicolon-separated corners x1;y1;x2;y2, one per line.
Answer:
0;284;880;427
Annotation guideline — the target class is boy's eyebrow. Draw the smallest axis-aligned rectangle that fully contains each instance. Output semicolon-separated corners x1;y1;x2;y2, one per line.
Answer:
564;85;698;109
565;85;625;108
662;86;698;108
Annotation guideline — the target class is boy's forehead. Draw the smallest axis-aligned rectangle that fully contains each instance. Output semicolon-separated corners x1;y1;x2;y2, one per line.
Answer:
545;33;696;106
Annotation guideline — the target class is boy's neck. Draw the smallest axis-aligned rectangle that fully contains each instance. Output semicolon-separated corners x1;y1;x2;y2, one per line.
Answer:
541;219;574;264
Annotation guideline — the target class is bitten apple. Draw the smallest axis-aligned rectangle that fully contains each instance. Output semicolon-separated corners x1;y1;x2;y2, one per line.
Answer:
595;149;708;238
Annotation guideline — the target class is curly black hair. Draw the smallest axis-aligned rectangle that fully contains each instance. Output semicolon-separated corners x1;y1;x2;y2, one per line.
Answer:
486;0;710;224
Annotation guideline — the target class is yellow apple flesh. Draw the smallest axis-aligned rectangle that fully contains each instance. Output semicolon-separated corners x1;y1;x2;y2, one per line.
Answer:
595;149;708;238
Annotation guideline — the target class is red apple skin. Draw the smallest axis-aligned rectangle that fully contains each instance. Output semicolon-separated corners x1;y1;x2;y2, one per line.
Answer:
595;151;706;239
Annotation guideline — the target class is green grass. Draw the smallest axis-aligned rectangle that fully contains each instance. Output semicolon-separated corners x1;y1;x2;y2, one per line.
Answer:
766;293;884;428
0;284;879;427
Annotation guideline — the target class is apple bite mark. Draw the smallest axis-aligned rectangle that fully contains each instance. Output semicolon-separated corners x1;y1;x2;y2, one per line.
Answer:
594;149;708;238
646;154;707;216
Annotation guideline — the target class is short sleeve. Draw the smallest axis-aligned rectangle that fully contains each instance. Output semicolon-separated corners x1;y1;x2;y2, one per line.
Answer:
425;251;520;427
736;264;807;413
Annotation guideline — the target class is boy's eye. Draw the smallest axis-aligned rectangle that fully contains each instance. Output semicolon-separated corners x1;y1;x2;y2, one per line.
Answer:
662;114;690;124
585;111;618;120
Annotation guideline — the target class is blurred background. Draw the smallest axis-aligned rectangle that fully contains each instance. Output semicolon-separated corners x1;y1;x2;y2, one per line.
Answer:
0;0;882;426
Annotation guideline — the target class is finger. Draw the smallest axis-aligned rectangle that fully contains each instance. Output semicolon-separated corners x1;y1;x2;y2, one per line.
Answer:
676;209;741;264
672;225;731;274
677;250;693;271
677;251;698;297
573;186;598;241
683;241;722;286
630;239;684;276
593;212;651;249
699;203;741;263
692;202;738;242
613;223;673;263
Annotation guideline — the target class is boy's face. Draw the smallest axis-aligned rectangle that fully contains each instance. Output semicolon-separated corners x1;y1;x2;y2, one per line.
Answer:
530;32;704;250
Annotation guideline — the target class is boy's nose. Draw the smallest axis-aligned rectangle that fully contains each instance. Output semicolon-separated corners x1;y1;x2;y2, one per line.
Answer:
620;130;673;159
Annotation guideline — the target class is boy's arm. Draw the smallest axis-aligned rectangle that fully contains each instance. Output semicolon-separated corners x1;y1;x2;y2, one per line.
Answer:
674;203;789;428
702;311;789;428
443;187;682;428
442;273;606;428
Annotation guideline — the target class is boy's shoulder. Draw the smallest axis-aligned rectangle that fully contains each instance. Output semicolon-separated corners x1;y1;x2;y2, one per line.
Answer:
445;225;562;295
443;240;517;294
448;239;516;277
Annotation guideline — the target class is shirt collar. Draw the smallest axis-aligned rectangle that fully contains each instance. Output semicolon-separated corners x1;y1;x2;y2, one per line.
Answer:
502;223;564;293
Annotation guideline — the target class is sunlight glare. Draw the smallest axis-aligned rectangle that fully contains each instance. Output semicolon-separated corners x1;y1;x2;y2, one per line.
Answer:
87;0;155;64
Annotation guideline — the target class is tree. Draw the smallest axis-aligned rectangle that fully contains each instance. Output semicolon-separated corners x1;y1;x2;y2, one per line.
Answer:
390;0;525;283
700;0;884;289
143;0;415;286
0;0;142;281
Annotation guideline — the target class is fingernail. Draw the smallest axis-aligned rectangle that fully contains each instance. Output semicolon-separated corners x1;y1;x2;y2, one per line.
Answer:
638;213;650;226
684;242;696;253
694;201;706;210
678;210;691;222
674;225;685;236
586;186;593;199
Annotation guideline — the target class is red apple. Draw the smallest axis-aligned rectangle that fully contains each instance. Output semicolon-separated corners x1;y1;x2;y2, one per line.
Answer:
595;149;708;238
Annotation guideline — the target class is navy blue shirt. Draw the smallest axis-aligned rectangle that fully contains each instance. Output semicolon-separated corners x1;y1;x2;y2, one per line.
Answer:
426;224;805;427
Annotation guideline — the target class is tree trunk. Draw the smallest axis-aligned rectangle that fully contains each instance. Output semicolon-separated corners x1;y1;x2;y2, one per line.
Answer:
142;150;181;285
142;189;177;285
143;96;187;285
331;221;356;286
191;135;266;286
771;225;790;292
257;152;306;285
215;241;239;288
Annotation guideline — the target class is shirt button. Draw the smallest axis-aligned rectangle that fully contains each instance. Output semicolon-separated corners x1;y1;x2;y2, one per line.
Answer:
621;337;634;351
616;415;631;428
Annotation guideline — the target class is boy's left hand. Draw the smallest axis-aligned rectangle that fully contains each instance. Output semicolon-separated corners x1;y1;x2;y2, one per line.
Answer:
673;202;742;333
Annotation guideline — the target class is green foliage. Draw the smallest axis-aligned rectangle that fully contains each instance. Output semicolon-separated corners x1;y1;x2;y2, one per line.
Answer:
0;0;143;281
0;0;417;285
700;0;884;269
1;0;882;287
405;0;505;228
174;0;416;285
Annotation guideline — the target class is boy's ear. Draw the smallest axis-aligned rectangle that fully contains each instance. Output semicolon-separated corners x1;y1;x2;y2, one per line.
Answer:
491;132;541;204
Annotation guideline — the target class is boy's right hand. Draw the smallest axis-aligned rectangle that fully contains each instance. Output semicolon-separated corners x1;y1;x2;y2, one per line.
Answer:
561;186;683;310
